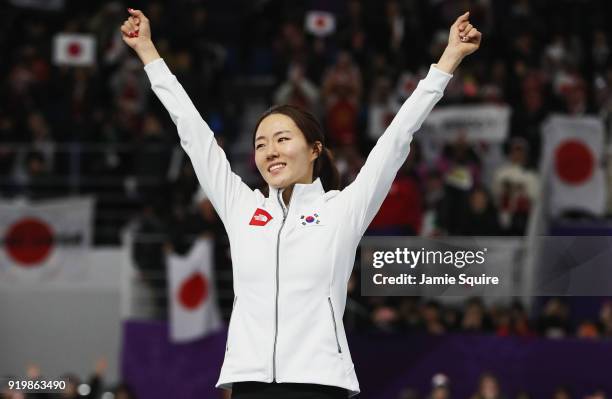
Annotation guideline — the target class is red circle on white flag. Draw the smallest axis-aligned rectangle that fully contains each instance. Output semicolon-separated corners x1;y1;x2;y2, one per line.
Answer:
68;42;82;56
178;272;208;310
4;218;53;266
554;139;594;185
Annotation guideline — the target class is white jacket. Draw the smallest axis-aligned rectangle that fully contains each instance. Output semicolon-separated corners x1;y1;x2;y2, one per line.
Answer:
144;59;452;397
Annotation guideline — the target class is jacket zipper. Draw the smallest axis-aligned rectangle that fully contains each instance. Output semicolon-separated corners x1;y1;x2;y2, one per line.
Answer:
273;189;290;381
328;297;342;354
226;295;238;352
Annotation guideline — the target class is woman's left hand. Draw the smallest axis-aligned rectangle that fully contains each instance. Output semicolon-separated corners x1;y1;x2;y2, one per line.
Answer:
448;11;482;58
435;11;482;74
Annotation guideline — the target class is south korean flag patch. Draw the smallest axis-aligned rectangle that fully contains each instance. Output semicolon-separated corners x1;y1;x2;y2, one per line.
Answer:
300;213;320;226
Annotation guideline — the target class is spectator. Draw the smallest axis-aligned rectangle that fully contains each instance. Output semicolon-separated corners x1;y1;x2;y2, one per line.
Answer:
397;297;422;331
556;73;591;116
112;382;138;399
552;386;573;399
169;157;200;211
428;373;450;399
576;320;600;339
365;75;399;147
492;306;513;337
274;62;320;112
25;111;55;172
1;375;22;399
372;304;400;332
131;202;169;319
585;390;607;399
515;392;531;399
130;113;172;201
480;60;508;104
509;70;551;168
421;169;446;237
109;58;149;123
335;143;365;187
436;134;482;235
510;301;535;337
462;186;501;236
492;137;538;235
0;112;18;196
272;20;308;80
537;298;571;339
591;30;610;74
322;51;362;146
442;307;461;332
597;301;612;338
462;298;494;333
397;387;420;399
421;300;446;335
367;157;423;235
471;372;506;399
54;357;107;399
19;151;61;200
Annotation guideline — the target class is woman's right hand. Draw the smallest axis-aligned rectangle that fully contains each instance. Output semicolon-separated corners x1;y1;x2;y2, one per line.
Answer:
120;8;160;64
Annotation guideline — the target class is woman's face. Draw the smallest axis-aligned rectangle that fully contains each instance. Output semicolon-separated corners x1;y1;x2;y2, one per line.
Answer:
254;113;319;189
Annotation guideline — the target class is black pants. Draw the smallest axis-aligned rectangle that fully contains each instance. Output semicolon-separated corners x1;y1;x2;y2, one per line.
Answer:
231;382;347;399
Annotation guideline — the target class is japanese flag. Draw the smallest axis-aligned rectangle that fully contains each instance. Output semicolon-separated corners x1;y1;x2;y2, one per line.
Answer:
167;238;222;343
0;197;93;285
542;115;607;217
305;11;336;37
53;33;96;66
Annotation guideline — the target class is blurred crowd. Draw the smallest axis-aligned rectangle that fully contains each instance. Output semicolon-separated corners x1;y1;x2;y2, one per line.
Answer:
397;371;608;399
2;0;612;245
344;293;612;340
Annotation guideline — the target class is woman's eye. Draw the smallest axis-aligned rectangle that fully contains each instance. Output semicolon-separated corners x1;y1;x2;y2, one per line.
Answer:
278;137;289;142
256;143;265;149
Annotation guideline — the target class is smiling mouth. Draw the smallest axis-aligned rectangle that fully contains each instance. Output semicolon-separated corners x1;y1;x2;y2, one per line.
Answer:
268;163;286;174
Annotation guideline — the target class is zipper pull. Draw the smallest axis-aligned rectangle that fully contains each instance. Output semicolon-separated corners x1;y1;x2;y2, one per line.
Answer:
277;189;288;220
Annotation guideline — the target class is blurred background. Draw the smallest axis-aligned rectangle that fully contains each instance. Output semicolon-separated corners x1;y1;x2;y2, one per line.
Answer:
1;0;612;398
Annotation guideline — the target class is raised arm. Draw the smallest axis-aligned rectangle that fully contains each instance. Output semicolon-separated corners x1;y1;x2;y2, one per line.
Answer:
339;12;482;237
120;9;255;228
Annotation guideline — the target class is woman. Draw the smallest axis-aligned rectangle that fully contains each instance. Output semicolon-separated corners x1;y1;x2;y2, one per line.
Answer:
121;8;480;398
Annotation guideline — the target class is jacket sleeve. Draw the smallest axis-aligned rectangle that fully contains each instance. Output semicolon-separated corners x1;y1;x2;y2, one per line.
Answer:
339;65;452;237
144;59;254;228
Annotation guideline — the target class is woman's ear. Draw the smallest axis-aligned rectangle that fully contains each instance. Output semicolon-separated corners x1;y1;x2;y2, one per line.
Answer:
312;141;323;161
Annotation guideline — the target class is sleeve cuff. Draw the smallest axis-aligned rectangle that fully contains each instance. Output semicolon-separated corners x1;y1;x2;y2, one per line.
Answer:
144;58;171;84
424;64;454;91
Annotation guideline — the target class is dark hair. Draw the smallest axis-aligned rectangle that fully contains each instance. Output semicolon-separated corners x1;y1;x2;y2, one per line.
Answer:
253;104;340;191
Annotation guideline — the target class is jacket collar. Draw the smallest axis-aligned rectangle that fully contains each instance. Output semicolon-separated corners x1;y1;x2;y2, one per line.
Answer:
268;178;324;212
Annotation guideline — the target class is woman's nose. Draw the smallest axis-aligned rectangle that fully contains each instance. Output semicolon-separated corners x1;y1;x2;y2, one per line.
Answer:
266;143;279;159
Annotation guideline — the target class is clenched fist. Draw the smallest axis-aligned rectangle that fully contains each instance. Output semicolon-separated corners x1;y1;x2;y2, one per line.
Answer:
120;8;151;49
120;8;160;65
435;11;482;74
447;11;482;58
